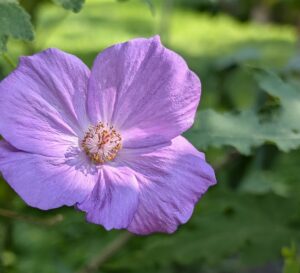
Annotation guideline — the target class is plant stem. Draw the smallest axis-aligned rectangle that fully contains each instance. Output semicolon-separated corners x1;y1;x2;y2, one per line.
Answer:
0;208;63;226
2;53;16;69
159;0;174;45
76;232;133;273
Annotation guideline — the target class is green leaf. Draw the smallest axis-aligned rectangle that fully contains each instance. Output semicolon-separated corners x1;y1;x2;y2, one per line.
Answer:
186;109;263;155
257;70;300;133
239;171;289;197
0;0;34;52
186;71;300;154
285;55;300;73
53;0;85;12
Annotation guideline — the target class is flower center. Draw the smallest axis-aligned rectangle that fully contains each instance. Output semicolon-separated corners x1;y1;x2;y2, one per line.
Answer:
81;122;122;164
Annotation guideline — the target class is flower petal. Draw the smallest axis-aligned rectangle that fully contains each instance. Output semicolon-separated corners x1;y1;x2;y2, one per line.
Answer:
77;165;139;230
0;48;90;157
87;36;200;148
119;136;216;235
0;141;96;210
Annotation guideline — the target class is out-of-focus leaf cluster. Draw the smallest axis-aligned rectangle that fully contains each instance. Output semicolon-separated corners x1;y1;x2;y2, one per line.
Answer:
0;0;85;54
0;0;34;52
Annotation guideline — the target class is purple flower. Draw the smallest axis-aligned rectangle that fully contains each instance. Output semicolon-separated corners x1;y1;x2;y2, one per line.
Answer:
0;36;216;234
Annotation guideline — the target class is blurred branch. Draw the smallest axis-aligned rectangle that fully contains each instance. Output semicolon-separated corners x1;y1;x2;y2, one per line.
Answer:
2;53;16;69
0;208;63;226
159;0;173;45
76;232;133;273
143;0;155;16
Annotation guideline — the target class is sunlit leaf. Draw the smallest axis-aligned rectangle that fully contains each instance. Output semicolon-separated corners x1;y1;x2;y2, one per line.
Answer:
282;244;300;273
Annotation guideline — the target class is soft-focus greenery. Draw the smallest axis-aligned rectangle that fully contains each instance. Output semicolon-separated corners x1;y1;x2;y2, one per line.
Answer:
1;0;300;273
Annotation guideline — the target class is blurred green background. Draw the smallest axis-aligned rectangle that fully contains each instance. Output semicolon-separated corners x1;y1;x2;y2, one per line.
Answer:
1;0;300;272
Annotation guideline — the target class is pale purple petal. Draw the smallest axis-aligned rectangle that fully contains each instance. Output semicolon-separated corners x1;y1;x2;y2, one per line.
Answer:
87;36;200;148
118;136;216;235
0;48;90;157
77;165;139;230
0;141;96;209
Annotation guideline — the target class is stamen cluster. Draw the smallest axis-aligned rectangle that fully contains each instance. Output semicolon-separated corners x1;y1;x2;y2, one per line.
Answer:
81;122;122;164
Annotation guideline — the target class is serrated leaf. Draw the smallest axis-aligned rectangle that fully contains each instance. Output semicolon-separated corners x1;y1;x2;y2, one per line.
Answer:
53;0;84;12
257;70;300;132
186;109;263;155
0;0;34;52
186;71;300;154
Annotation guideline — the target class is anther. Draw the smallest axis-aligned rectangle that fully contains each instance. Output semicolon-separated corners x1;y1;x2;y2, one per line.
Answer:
81;122;122;164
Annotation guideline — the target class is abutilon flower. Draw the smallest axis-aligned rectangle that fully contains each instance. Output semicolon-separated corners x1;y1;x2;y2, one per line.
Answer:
0;36;216;234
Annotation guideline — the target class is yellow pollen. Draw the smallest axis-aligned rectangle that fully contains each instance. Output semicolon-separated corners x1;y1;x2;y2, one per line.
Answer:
81;122;122;164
